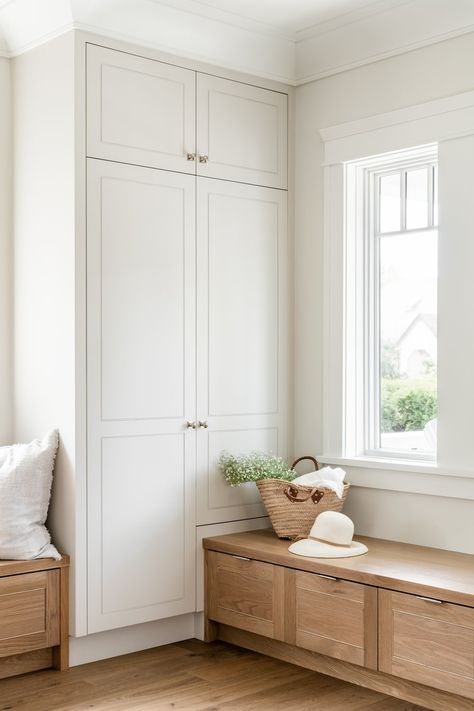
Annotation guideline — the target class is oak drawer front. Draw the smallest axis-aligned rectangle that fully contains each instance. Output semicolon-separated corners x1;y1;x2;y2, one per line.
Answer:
0;571;60;658
293;571;377;669
379;589;474;700
207;552;284;640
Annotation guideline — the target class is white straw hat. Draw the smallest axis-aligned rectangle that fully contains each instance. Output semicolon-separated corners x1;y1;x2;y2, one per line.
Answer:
288;511;368;558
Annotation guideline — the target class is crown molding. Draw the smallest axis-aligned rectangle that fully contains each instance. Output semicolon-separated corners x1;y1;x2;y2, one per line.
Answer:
295;0;411;42
0;18;7;57
296;0;474;85
0;0;473;85
3;21;76;58
295;23;474;85
144;0;410;43
0;0;295;83
72;21;294;85
146;0;296;41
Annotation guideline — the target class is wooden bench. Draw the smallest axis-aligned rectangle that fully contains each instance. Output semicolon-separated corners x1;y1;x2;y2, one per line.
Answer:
203;529;474;711
0;556;69;679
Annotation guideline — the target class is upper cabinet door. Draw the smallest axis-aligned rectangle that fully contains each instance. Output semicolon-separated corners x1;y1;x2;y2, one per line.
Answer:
196;74;287;189
87;44;196;173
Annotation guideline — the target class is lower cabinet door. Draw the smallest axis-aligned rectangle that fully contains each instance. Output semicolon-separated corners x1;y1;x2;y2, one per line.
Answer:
87;159;197;632
196;179;288;526
0;571;59;657
379;589;474;700
291;571;377;669
206;551;285;640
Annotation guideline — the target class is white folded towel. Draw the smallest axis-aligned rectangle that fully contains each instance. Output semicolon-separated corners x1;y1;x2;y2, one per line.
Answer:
291;466;346;499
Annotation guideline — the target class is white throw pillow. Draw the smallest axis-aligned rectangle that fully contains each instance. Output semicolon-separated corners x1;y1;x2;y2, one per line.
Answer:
0;430;61;560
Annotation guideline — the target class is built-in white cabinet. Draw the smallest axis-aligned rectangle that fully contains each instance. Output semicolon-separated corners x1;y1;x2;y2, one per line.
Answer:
86;44;287;189
85;43;288;633
196;179;288;524
12;29;289;638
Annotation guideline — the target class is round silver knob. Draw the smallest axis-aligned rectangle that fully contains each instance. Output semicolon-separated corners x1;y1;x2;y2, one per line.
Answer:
186;420;197;429
198;154;209;164
198;420;208;429
186;153;196;161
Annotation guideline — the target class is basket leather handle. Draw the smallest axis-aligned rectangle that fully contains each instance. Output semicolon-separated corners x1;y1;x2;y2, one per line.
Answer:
291;456;319;471
284;485;325;504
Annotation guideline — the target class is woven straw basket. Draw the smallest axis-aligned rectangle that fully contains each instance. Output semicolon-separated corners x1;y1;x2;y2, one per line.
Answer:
256;456;350;539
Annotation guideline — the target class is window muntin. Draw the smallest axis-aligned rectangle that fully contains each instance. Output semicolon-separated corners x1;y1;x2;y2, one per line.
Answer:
379;173;401;233
367;158;438;458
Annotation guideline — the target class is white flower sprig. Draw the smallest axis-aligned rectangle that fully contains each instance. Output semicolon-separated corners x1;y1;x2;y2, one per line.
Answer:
218;450;294;487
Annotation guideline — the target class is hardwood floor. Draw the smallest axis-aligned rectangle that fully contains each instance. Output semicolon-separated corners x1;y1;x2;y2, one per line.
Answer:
0;640;428;711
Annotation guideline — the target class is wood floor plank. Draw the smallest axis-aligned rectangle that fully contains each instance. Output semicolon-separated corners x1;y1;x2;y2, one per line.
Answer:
365;699;427;711
165;666;312;708
0;640;427;711
218;674;342;710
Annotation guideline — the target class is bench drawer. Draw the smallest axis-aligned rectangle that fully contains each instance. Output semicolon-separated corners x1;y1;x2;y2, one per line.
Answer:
0;571;60;658
292;571;377;669
206;551;285;640
379;589;474;700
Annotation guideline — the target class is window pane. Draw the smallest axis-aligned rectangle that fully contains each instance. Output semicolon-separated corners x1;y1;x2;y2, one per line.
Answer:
379;174;401;233
406;168;429;230
379;230;437;453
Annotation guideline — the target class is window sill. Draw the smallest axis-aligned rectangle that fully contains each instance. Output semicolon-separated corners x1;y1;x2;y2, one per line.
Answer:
319;455;439;475
317;455;474;501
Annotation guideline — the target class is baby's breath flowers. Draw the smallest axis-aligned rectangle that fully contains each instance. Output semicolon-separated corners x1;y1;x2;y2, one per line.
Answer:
219;451;294;486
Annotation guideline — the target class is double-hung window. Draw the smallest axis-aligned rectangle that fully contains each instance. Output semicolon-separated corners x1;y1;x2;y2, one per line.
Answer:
346;145;438;461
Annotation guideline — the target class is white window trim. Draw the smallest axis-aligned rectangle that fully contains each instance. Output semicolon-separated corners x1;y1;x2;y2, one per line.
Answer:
320;90;474;494
320;90;474;164
316;455;474;502
348;147;438;462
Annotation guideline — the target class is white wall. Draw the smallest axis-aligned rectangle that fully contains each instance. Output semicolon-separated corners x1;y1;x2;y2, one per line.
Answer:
294;32;474;554
12;32;79;625
0;57;12;445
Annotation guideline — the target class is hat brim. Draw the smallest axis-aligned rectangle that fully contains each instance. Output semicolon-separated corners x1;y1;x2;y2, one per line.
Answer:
288;538;368;558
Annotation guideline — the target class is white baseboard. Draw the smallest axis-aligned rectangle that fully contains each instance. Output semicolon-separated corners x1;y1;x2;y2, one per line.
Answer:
69;613;196;666
194;611;204;641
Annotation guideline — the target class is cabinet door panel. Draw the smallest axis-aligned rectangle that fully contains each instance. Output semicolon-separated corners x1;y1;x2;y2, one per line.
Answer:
197;74;287;188
196;179;288;524
99;172;187;421
379;589;474;700
101;434;187;613
207;551;284;640
87;44;195;173
0;571;59;658
293;571;377;669
207;192;278;416
87;159;196;632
